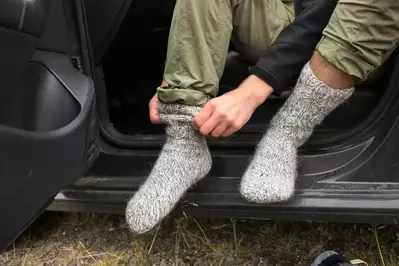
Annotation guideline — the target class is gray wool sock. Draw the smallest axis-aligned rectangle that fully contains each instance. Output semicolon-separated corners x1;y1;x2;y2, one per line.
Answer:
240;62;354;203
125;103;212;233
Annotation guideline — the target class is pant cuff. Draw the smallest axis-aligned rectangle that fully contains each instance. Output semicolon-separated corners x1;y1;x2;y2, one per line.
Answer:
157;87;211;107
316;36;374;81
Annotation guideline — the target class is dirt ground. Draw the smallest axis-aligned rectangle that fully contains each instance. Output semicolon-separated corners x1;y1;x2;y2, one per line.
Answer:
1;212;399;266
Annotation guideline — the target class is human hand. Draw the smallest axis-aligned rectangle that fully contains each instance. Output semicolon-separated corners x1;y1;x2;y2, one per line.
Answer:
149;81;168;124
193;75;273;137
149;93;162;124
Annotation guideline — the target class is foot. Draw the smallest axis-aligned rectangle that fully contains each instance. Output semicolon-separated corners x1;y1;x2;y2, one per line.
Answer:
126;104;212;233
240;63;354;203
240;131;297;203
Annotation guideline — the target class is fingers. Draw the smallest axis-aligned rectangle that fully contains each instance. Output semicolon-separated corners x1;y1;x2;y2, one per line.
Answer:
201;114;242;137
149;93;162;124
195;101;227;135
150;109;161;124
221;119;243;137
193;103;213;130
194;100;244;136
199;114;221;135
221;126;237;137
210;121;230;137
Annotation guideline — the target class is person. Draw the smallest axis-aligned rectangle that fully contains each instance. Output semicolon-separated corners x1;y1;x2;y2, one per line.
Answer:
125;0;399;233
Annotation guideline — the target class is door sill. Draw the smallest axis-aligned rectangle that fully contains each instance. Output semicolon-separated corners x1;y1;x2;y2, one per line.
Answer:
49;188;399;225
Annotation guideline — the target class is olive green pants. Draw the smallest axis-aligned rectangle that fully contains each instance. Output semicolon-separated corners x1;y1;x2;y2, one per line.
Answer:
158;0;399;107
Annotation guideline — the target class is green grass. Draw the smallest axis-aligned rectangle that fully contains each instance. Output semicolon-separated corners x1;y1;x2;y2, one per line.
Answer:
1;212;398;265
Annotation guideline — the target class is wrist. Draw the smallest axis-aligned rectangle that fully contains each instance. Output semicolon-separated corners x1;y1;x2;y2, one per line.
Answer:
239;75;273;107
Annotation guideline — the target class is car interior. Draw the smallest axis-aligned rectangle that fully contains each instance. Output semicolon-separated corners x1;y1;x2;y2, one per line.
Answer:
83;0;393;150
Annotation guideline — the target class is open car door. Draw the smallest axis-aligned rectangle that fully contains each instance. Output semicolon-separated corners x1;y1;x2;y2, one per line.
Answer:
0;0;99;251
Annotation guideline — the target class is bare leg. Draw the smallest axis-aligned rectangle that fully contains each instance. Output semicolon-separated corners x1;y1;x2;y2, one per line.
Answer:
311;51;354;89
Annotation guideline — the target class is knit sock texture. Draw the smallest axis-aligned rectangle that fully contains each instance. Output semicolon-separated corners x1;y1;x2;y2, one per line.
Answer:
240;62;354;203
126;103;212;233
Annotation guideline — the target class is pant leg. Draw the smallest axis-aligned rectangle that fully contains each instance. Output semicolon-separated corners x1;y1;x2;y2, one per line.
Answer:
158;0;294;107
158;0;234;107
317;0;399;82
232;0;294;64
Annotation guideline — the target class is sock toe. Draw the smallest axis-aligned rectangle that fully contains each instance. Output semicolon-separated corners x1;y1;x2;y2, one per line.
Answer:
240;173;295;203
126;195;158;234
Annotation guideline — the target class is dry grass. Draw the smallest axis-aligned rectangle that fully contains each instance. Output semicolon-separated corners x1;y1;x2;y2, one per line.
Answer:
1;212;399;265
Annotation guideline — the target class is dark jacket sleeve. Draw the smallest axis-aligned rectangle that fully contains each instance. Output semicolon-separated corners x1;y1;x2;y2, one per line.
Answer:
249;0;338;95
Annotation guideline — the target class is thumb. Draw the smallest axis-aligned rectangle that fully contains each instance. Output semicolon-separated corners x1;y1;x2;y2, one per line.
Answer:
150;109;162;124
149;100;162;124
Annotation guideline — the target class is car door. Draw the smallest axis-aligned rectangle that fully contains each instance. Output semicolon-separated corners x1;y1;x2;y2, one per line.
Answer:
0;0;99;251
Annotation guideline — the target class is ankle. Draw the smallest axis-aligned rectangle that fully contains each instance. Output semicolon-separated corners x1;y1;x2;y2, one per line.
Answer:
311;51;355;89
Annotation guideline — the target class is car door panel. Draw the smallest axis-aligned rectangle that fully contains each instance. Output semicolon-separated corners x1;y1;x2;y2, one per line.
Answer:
0;0;98;251
0;51;96;252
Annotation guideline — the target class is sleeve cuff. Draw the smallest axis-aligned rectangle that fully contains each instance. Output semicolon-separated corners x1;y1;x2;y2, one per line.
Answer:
249;65;284;96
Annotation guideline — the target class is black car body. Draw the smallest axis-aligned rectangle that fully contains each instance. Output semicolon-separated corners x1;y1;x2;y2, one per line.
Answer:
1;0;399;251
